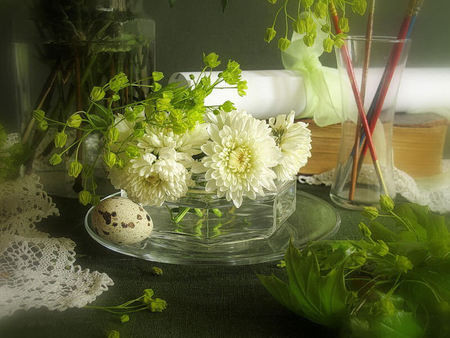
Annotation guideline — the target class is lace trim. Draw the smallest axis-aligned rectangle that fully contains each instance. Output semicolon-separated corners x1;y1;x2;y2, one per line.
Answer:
0;174;114;317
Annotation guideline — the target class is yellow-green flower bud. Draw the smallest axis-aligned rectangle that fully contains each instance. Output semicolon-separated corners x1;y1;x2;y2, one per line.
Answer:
395;255;413;274
152;71;164;82
334;35;345;48
151;266;163;276
107;127;119;143
112;94;120;102
314;1;327;19
303;34;315;47
375;240;389;256
352;0;367;16
380;194;395;212
305;16;315;34
33;109;45;122
323;37;334;53
237;80;247;97
212;208;223;218
203;52;221;68
107;330;120;338
90;86;105;101
38;120;48;131
362;206;379;220
126;145;140;159
294;19;307;34
153;82;162;92
116;158;124;168
264;27;276;43
278;37;291;51
69;160;83;178
321;24;330;33
339;17;349;33
374;295;396;316
358;222;372;238
302;0;314;8
267;0;277;4
220;100;235;112
49;153;62;165
149;298;167;312
103;151;117;168
78;190;92;206
109;72;129;92
67;113;82;128
54;131;67;148
91;195;100;206
120;314;129;323
124;107;137;122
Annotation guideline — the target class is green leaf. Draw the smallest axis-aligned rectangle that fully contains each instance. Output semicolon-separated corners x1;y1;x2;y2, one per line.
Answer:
258;274;292;310
370;311;424;338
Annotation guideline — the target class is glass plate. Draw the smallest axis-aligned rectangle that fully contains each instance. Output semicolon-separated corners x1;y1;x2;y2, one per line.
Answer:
84;189;340;265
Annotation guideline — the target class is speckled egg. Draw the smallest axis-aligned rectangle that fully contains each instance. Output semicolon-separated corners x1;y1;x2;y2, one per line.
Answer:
91;196;153;245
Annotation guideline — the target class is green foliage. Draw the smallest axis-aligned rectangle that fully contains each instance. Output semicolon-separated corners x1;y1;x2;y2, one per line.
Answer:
43;53;245;205
260;196;450;337
85;288;167;319
265;0;368;51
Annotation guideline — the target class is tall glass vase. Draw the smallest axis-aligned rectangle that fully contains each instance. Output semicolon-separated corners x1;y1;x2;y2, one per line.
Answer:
330;36;410;209
12;0;155;197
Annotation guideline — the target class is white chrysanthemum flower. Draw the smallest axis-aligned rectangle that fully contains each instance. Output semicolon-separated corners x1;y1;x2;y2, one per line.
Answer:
200;110;281;208
269;111;312;181
137;123;209;167
109;148;192;206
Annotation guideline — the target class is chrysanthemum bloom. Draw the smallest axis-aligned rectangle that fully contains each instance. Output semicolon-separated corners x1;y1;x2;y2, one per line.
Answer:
198;110;280;208
109;147;192;206
269;111;311;181
137;123;209;168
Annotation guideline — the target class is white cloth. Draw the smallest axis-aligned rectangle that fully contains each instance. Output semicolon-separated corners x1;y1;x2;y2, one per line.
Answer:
169;68;450;122
0;174;114;317
299;160;450;214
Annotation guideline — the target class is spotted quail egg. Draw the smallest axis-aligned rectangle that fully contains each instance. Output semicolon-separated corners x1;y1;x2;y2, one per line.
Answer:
91;196;153;245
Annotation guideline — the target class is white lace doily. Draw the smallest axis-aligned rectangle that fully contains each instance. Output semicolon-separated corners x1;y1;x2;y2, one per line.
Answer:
0;174;114;318
299;160;450;214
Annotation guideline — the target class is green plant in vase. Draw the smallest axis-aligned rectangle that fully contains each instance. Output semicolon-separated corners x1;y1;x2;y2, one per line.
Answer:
18;0;155;194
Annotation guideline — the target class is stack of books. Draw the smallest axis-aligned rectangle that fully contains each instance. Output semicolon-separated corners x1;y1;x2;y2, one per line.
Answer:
298;113;448;178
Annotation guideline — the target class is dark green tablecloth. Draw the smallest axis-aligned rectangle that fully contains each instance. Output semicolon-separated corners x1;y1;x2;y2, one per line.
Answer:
0;184;364;338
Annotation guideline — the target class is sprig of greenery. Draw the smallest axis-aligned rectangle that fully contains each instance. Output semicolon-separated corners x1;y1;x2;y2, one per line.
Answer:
39;53;246;205
265;0;367;51
260;195;450;337
85;288;167;317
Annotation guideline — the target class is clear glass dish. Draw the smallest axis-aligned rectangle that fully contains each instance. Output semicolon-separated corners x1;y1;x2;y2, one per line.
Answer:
85;188;340;265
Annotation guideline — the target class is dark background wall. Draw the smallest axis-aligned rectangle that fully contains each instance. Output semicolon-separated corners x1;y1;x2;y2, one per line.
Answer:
0;0;449;131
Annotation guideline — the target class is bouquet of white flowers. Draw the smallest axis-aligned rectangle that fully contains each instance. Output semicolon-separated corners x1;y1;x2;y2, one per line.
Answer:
36;53;312;209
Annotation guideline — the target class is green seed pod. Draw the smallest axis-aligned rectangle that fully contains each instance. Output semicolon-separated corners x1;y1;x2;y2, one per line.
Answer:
277;37;291;51
67;114;82;128
380;194;395;212
103;151;117;168
33;109;45;122
323;37;334;53
69;160;83;178
339;17;349;33
54;131;67;148
152;71;164;82
38;120;48;131
264;27;277;43
362;206;379;220
107;127;119;143
303;34;315;47
90;86;105;101
358;222;373;238
78;190;92;206
49;153;62;165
